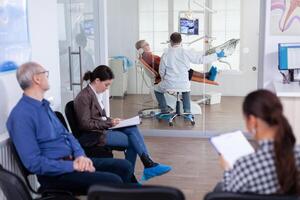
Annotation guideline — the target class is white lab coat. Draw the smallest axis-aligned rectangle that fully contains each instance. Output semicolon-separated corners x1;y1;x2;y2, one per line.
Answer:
156;45;218;92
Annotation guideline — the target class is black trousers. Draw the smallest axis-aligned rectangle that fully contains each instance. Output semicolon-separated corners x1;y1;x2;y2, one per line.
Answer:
38;157;134;194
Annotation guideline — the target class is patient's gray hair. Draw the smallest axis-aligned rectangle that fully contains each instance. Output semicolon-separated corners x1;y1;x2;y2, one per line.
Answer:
135;40;146;50
16;62;42;90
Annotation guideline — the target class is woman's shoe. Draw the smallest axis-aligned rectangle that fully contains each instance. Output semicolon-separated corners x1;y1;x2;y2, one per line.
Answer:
140;164;172;182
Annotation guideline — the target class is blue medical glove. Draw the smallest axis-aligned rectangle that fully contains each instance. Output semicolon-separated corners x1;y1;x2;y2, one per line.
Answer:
216;50;225;58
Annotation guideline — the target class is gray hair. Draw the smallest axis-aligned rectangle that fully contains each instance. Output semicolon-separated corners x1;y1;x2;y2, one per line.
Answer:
135;40;146;50
16;62;42;90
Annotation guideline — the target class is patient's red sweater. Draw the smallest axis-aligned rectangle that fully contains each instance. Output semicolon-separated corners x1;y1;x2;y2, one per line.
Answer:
142;52;161;83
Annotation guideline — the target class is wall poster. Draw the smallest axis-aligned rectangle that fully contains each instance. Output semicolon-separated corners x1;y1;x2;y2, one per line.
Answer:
271;0;300;35
0;0;30;73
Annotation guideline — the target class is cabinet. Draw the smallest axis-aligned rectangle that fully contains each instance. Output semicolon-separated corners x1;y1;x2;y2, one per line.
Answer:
109;58;128;97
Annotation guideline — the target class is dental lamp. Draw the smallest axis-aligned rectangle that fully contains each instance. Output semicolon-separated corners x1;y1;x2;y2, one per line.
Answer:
192;0;217;14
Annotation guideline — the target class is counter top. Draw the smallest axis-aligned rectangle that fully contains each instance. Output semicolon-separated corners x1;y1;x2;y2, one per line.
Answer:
273;81;300;97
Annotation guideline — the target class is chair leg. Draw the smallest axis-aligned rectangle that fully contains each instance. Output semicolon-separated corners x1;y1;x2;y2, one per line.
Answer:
176;92;181;115
170;114;178;121
158;92;196;126
168;114;178;126
176;100;181;115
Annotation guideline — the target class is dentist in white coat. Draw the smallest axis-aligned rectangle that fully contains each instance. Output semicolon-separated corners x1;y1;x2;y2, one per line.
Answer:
154;32;225;114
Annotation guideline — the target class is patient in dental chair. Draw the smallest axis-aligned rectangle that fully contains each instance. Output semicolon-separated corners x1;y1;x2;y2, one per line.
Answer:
135;39;218;85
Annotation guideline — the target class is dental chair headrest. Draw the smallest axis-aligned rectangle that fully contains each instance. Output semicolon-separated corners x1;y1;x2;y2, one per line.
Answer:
137;48;144;58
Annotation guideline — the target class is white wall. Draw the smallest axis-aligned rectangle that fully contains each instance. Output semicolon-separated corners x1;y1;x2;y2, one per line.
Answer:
260;0;300;88
107;0;139;94
0;0;60;134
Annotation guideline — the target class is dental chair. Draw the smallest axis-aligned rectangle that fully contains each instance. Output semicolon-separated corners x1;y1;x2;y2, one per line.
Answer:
137;58;161;118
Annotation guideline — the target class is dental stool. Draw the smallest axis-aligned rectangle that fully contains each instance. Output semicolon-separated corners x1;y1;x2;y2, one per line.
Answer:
157;90;195;126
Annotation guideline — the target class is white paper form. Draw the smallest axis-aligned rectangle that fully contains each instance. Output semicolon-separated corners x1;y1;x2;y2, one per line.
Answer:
109;116;141;129
210;131;255;167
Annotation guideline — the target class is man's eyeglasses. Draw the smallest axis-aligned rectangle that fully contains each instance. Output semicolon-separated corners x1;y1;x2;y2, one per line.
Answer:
36;70;49;77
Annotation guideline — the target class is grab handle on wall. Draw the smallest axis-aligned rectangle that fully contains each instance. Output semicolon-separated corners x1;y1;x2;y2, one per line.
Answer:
68;46;83;91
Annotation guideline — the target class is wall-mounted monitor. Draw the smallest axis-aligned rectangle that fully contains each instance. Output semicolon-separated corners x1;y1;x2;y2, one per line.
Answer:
179;18;199;35
278;43;300;70
81;19;94;36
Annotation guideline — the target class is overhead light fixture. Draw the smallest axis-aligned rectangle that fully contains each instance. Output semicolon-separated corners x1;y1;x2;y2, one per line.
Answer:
184;10;194;20
193;0;217;14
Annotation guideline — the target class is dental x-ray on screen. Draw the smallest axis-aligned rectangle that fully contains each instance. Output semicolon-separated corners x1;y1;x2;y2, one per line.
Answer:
179;18;199;35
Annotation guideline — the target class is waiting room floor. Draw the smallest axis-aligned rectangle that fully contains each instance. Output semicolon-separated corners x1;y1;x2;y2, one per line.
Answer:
110;95;245;200
114;137;222;200
110;94;246;133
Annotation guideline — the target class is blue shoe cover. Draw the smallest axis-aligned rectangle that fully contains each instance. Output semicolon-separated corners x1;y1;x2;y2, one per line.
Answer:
208;66;214;74
184;113;194;121
208;66;217;81
140;164;172;182
156;113;173;120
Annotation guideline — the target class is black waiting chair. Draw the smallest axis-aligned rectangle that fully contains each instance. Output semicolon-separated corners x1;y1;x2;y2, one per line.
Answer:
64;101;126;158
0;164;76;200
55;111;69;131
5;144;79;199
204;191;300;200
0;164;32;200
9;142;81;199
87;184;185;200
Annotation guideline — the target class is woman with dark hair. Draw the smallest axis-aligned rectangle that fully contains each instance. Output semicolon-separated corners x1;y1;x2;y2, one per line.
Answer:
74;65;172;182
219;89;300;195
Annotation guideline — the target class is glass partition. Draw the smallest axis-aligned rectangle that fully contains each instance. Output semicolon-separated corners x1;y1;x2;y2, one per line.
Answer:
106;0;260;137
57;0;96;110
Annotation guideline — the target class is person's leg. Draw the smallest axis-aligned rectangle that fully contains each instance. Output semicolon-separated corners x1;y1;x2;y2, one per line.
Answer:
118;126;148;155
118;126;171;181
190;70;206;79
38;170;123;194
154;90;169;113
105;130;137;169
191;66;219;81
182;92;191;113
188;69;194;80
91;157;134;183
111;126;154;168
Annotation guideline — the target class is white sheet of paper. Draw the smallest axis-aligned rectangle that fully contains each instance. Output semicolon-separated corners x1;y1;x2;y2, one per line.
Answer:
109;116;141;129
210;130;255;167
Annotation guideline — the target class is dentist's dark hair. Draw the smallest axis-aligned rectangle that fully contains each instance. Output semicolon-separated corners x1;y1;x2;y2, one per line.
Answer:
170;32;182;44
83;65;114;83
243;89;299;195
